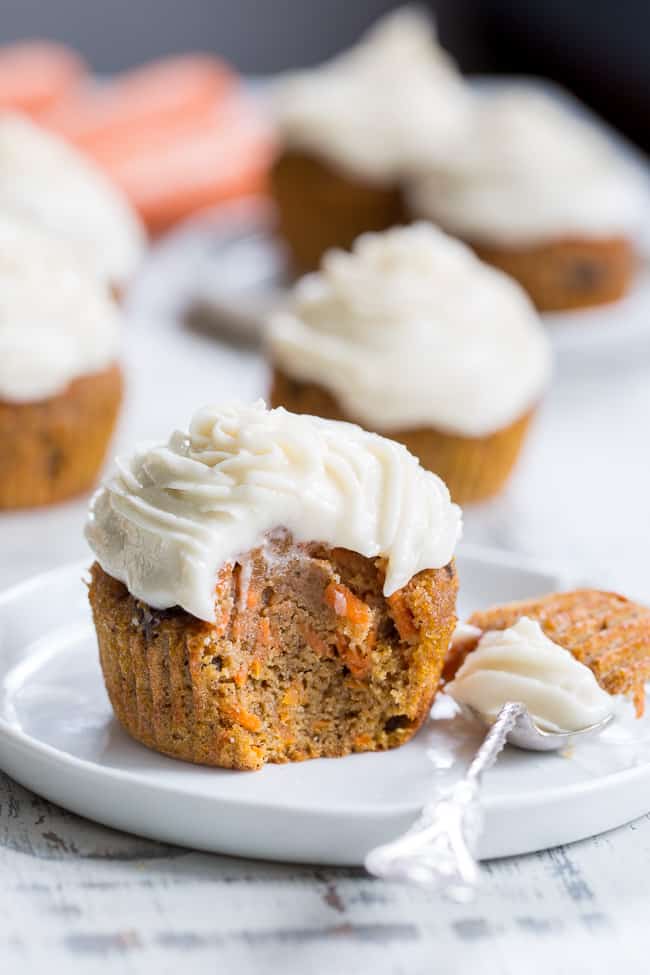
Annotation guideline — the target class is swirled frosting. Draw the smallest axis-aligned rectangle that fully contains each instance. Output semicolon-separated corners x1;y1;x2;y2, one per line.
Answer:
408;86;648;244
268;224;551;436
446;617;614;733
272;7;471;182
0;213;120;402
0;113;146;285
86;401;462;621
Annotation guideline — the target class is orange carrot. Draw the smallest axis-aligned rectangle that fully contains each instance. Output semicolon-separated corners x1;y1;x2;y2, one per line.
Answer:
44;54;234;147
247;585;260;610
335;634;372;680
222;702;261;733
233;663;248;688
96;105;272;234
302;624;330;658
387;591;419;642
0;41;86;116
324;582;372;628
353;733;373;750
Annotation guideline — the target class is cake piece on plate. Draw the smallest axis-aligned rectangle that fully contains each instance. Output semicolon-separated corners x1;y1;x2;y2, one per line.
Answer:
446;590;650;718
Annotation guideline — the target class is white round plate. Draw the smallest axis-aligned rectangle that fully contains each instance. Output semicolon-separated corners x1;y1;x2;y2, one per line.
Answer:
1;546;649;866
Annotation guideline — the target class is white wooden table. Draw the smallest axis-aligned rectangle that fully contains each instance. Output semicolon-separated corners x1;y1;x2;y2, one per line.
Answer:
3;240;650;973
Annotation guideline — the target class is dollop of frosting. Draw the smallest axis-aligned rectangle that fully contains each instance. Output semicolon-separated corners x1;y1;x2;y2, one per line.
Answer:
272;7;471;182
0;113;146;285
86;401;462;622
446;617;614;733
0;213;121;402
409;86;648;244
268;224;551;436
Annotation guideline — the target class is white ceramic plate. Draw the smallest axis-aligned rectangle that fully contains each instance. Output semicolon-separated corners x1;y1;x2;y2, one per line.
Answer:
1;545;649;866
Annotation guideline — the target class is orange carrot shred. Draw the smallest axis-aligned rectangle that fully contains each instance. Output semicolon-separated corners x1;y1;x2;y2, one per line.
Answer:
324;582;372;627
387;591;419;642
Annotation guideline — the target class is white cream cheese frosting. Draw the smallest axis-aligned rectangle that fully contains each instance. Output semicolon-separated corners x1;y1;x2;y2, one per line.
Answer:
272;7;471;182
0;213;121;402
408;86;648;244
268;223;551;436
446;617;614;733
0;113;146;286
85;401;462;622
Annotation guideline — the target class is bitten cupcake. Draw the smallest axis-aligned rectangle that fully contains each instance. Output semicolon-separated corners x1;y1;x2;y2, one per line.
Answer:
86;401;462;771
0;214;123;509
270;7;470;274
0;112;146;297
268;224;551;504
408;87;647;311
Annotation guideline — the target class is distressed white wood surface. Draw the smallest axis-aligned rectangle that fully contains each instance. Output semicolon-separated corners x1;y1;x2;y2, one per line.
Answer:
3;231;650;974
2;768;650;974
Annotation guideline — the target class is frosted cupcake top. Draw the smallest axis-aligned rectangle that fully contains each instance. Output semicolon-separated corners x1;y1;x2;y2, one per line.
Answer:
0;213;120;402
0;113;146;285
86;401;462;622
268;224;551;437
447;617;614;733
272;7;471;183
408;87;648;244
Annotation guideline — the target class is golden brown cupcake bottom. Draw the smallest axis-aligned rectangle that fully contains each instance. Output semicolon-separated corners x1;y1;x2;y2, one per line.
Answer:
469;235;635;312
271;369;533;505
270;149;407;275
88;532;458;771
444;590;650;717
0;363;123;510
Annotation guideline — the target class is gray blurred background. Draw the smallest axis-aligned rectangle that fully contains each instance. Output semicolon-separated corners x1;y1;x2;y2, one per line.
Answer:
2;0;649;149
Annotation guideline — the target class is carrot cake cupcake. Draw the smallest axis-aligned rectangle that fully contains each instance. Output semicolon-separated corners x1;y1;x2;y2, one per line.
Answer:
85;401;462;770
0;112;146;297
0;213;123;509
408;87;647;311
268;223;551;504
270;7;471;274
445;589;650;724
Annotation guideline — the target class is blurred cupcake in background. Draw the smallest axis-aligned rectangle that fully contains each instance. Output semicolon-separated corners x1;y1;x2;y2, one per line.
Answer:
408;87;648;311
0;113;146;299
270;7;471;274
268;224;551;504
0;214;123;509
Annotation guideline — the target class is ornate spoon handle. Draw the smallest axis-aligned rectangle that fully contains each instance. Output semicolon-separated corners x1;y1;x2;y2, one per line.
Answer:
365;701;525;901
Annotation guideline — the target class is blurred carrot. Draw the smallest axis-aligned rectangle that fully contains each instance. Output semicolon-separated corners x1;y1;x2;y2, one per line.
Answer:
0;41;87;115
44;54;235;149
96;98;273;234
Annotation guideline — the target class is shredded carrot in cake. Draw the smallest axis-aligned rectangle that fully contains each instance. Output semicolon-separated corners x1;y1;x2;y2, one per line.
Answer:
387;591;419;642
256;616;272;650
302;623;330;657
221;702;262;733
336;633;372;680
324;582;372;627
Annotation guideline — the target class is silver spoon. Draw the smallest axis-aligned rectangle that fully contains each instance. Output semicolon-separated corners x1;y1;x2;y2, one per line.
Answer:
365;700;613;902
